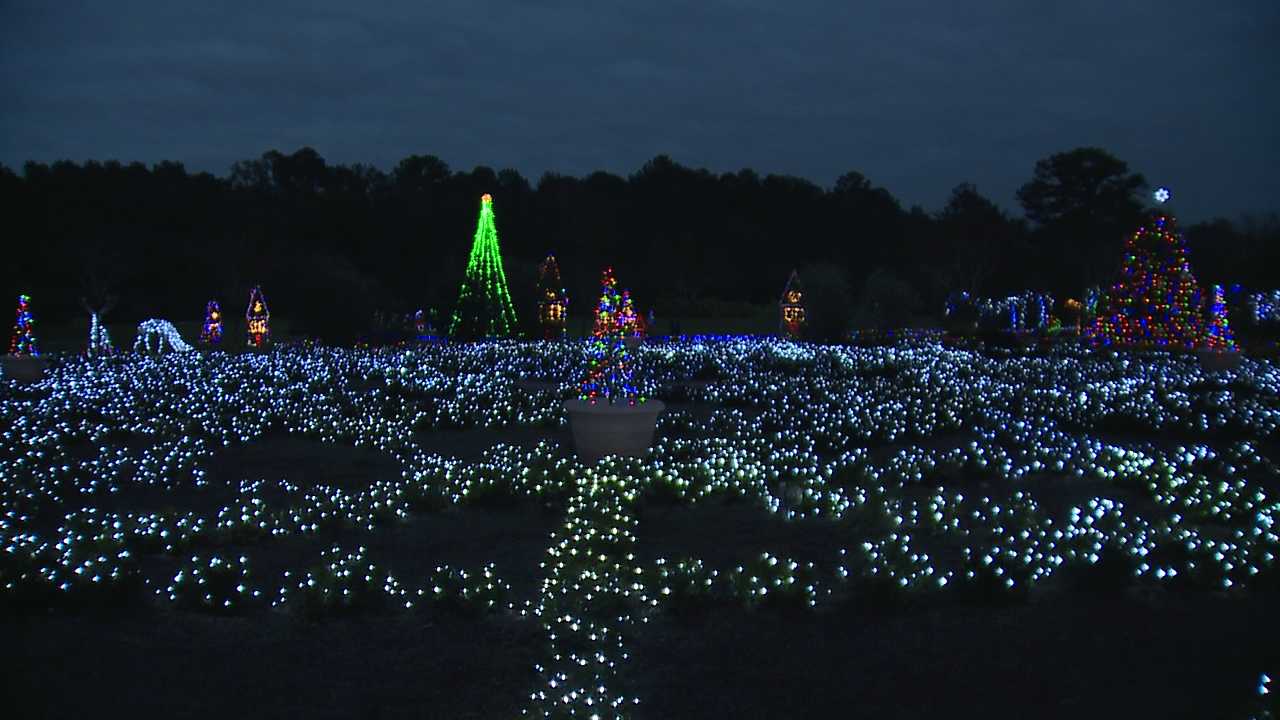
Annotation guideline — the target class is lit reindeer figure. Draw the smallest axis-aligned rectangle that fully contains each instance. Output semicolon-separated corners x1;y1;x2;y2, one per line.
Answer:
134;319;193;354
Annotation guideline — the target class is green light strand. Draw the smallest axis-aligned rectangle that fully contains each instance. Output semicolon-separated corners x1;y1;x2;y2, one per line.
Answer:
448;195;520;339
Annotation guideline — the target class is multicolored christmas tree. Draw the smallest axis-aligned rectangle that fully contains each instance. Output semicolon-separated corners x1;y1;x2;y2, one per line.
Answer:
9;294;39;356
580;267;643;405
201;300;223;345
1083;213;1205;349
448;193;519;339
590;267;621;337
1203;283;1237;351
536;254;569;339
246;286;270;348
618;289;645;338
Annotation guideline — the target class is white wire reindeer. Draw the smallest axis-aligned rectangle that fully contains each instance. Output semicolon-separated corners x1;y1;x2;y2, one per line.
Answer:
134;319;193;354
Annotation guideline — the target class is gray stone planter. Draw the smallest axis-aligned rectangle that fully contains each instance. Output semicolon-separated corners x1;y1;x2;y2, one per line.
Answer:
1196;348;1242;372
564;398;665;464
2;355;49;383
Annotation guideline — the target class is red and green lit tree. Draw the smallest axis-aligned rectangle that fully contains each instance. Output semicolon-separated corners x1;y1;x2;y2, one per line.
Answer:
9;294;39;356
590;266;622;337
449;193;519;339
1083;213;1205;349
618;289;645;338
201;300;224;345
1203;283;1237;351
580;267;643;404
536;254;569;340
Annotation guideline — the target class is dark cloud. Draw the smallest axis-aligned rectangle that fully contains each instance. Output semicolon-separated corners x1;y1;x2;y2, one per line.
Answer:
2;0;1276;221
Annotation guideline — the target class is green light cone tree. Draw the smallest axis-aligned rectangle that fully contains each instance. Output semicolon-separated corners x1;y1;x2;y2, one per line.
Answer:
449;193;519;339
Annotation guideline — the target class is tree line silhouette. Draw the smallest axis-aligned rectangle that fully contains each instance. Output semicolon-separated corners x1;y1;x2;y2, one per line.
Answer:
1;147;1276;342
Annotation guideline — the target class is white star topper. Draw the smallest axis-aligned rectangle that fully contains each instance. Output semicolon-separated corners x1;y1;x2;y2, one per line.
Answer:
1154;187;1171;204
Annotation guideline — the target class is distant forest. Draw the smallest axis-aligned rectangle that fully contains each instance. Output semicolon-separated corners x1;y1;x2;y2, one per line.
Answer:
2;147;1277;341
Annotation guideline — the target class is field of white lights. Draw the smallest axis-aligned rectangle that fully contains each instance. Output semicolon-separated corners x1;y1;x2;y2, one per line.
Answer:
3;337;1278;719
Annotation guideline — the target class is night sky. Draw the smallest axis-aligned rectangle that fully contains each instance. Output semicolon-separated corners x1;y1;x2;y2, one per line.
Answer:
2;0;1276;222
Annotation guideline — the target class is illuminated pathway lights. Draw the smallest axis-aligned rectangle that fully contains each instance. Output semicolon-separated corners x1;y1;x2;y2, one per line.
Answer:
0;337;1277;715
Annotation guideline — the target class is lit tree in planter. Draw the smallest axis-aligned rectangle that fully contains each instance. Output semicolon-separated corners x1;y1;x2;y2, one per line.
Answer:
536;254;568;339
564;267;664;463
246;286;270;348
4;294;47;382
449;193;519;339
201;300;224;345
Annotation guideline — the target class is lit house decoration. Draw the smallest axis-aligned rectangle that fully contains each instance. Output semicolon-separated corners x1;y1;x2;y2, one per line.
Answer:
779;270;805;338
536;254;569;339
246;286;271;348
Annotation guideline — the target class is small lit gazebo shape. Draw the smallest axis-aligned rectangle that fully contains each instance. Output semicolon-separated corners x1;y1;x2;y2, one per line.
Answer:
201;300;223;345
779;270;806;338
537;254;569;339
245;286;270;348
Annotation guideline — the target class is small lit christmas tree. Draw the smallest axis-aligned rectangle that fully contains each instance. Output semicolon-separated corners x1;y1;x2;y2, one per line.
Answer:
87;312;114;357
1203;283;1237;351
80;295;116;358
246;286;270;348
1084;213;1205;349
536;254;569;339
580;267;645;405
9;294;39;356
618;289;645;338
449;193;519;339
590;267;622;337
201;300;224;345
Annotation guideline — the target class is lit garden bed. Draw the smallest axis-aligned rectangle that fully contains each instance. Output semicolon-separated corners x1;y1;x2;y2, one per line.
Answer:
1;338;1277;718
